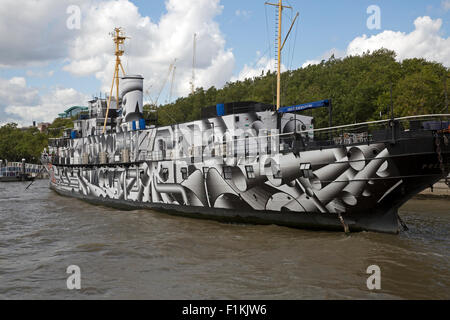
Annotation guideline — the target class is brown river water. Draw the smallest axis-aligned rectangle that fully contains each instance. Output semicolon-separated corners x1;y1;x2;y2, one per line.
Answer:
0;179;449;299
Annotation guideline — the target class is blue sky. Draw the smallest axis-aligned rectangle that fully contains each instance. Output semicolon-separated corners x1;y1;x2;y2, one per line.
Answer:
131;0;450;75
0;0;449;125
133;0;448;65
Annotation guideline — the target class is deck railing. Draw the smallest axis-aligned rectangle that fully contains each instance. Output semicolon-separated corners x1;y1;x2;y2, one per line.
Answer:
45;114;450;166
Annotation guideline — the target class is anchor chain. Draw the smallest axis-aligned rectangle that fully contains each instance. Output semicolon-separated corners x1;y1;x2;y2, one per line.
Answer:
435;133;449;187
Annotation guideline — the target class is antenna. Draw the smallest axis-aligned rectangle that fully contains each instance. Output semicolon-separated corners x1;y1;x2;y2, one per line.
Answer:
265;1;298;110
102;27;128;134
144;85;155;106
190;33;197;95
169;65;176;104
155;59;177;106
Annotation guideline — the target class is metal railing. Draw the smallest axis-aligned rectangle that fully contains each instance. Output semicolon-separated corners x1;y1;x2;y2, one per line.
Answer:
45;114;450;166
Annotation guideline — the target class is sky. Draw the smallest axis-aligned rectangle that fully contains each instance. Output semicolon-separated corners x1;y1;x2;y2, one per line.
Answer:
0;0;449;126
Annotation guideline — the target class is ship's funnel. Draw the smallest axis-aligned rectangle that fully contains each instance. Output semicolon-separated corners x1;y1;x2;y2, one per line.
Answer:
120;75;144;122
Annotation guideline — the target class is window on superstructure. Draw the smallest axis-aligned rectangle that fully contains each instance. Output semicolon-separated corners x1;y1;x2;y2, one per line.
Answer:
181;167;188;180
245;166;255;179
300;163;313;179
273;164;282;179
223;166;232;180
158;140;166;151
161;167;169;181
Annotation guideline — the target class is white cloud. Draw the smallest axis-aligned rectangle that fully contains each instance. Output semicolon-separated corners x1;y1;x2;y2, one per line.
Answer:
347;16;450;67
0;0;236;122
0;76;89;126
302;16;450;68
232;55;286;82
0;0;88;68
235;9;251;18
0;0;234;103
26;70;55;78
0;77;39;107
0;0;236;126
62;0;235;100
6;88;89;126
442;0;450;11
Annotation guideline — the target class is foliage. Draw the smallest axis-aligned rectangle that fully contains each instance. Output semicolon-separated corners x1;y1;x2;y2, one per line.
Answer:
152;49;449;128
47;117;74;138
0;123;48;163
0;117;76;163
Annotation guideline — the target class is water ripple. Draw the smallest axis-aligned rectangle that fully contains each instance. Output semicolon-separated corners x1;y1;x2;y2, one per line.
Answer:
0;180;449;299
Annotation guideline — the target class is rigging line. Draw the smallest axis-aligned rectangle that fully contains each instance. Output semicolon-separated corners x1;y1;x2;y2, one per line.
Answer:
238;46;272;81
290;13;299;71
281;11;300;105
265;4;275;106
124;40;129;74
286;12;299;98
167;65;176;104
281;9;295;106
158;102;178;125
286;9;292;68
128;36;132;73
125;41;128;72
245;46;272;100
285;3;298;68
282;9;293;106
237;46;271;98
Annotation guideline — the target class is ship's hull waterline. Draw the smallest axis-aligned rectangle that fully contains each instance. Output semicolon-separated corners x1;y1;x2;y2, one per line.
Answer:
46;135;449;234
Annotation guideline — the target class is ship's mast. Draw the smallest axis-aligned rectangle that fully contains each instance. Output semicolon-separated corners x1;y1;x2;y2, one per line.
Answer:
190;33;197;95
103;27;127;134
169;65;177;103
265;1;298;110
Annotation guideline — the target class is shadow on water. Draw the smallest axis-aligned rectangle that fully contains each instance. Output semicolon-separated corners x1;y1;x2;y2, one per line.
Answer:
0;179;448;299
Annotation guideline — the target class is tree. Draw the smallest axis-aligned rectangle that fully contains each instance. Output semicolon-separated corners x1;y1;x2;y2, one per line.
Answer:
155;49;447;127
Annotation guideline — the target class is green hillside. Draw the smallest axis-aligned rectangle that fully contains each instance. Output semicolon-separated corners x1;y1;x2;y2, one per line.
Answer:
151;49;449;128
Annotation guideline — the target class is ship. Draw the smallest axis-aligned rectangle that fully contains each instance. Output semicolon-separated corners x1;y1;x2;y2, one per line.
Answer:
41;3;450;234
0;159;39;182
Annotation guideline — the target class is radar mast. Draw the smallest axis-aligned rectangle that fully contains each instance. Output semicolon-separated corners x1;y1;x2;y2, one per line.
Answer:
265;1;299;111
103;27;128;134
